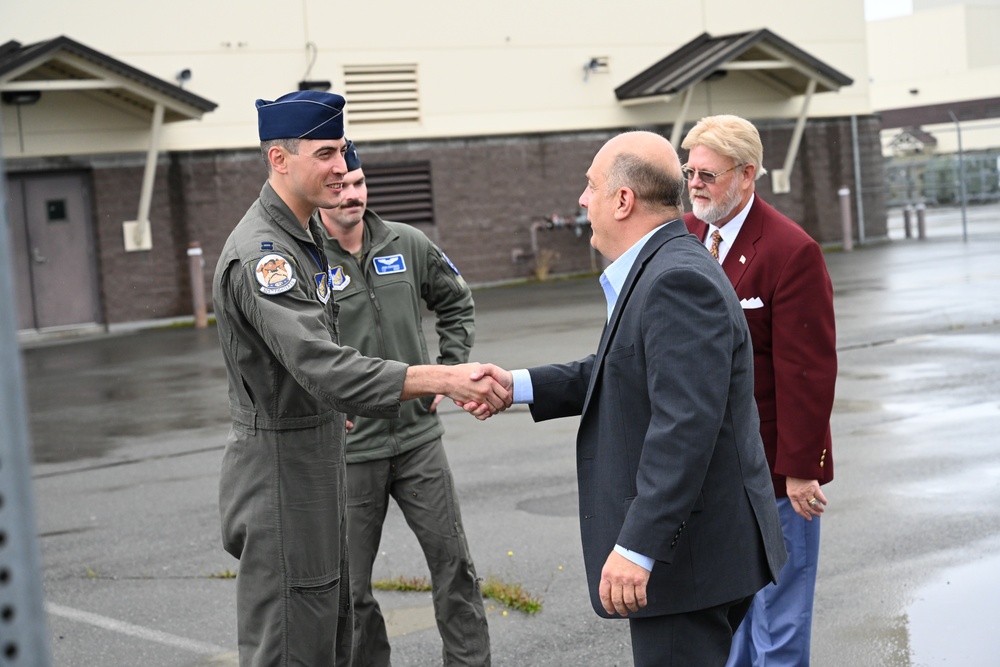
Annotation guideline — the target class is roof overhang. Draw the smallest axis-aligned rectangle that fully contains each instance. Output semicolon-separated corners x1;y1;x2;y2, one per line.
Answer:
615;29;854;193
879;97;1000;129
1;36;218;253
0;36;216;122
615;29;852;105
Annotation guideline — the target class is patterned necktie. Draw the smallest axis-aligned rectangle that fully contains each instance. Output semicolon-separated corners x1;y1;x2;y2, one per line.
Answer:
709;230;722;261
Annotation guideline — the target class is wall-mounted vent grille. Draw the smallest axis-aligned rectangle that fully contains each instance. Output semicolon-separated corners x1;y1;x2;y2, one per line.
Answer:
343;64;420;125
365;162;434;225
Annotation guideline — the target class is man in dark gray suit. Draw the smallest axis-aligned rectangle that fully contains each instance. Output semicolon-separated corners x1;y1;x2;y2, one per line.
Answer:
471;131;786;666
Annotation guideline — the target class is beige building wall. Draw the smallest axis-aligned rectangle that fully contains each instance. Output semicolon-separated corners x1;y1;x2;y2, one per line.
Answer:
3;0;872;158
868;4;1000;153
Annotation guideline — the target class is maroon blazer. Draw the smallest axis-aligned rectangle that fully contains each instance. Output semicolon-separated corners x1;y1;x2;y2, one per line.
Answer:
684;196;836;497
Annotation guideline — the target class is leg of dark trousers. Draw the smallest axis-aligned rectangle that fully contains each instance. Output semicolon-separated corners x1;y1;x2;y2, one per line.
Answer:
336;519;354;667
392;440;490;666
346;458;393;667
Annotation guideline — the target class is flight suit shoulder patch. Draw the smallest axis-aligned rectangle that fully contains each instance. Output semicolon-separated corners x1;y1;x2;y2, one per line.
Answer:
329;265;352;291
254;253;297;295
439;250;461;275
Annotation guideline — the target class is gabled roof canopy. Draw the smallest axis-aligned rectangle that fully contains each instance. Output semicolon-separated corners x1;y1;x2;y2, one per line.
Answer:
0;36;216;122
614;29;854;194
0;36;218;253
615;29;853;105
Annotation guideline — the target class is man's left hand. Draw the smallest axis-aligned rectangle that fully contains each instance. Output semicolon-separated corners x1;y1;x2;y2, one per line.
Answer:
599;550;650;617
787;476;826;520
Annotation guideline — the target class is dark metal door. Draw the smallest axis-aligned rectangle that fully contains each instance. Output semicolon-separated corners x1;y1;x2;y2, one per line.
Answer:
6;173;100;330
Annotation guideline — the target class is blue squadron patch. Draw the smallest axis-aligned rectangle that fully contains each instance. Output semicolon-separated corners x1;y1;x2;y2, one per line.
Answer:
261;241;273;251
440;250;461;275
329;265;352;291
254;254;297;295
314;272;331;304
373;254;406;275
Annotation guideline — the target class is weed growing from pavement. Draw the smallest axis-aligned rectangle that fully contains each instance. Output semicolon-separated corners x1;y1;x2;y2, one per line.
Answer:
207;569;238;579
481;576;542;614
373;574;543;615
372;575;432;593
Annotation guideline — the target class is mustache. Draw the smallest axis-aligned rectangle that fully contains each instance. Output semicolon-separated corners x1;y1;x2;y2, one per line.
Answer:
339;199;365;209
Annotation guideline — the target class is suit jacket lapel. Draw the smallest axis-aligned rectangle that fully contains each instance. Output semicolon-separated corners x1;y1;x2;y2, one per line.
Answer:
582;220;687;413
721;198;762;288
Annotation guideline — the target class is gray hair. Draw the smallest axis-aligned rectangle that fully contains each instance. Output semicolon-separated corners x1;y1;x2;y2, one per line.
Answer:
605;152;685;211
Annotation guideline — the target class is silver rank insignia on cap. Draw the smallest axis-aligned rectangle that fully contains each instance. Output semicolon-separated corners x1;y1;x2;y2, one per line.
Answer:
329;265;352;291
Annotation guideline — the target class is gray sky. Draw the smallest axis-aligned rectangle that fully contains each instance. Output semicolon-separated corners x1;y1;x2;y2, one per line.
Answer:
865;0;914;20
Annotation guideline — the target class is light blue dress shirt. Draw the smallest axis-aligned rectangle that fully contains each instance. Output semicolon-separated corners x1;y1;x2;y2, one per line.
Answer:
511;224;668;572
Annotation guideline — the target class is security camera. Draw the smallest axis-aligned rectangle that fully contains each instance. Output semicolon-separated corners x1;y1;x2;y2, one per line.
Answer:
176;69;192;86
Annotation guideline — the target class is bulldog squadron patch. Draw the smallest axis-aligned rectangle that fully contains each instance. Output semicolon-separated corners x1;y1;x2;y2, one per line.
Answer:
255;254;297;295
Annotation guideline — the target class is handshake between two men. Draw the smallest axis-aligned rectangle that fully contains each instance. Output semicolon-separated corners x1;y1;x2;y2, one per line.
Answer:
401;362;513;419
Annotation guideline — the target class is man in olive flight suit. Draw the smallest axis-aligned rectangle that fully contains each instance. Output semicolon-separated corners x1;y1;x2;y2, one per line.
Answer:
318;141;490;666
212;91;508;667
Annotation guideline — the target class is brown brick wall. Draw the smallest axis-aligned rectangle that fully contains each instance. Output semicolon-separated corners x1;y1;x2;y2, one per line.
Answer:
90;166;181;324
81;115;885;323
751;115;886;245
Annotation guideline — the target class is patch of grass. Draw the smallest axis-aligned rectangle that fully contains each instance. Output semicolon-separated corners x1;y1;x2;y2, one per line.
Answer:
481;576;542;614
373;575;432;592
207;569;238;579
373;574;543;614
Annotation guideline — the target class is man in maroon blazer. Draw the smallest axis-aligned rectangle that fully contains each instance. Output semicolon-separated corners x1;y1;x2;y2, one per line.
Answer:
681;115;837;667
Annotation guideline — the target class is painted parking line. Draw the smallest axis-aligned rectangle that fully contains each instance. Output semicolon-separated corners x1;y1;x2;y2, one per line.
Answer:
46;602;228;655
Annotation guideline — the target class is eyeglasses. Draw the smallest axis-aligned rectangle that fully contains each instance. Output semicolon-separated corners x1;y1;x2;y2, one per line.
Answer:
681;163;744;184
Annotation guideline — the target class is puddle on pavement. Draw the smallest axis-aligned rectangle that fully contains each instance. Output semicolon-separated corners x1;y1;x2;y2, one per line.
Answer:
516;491;578;517
906;552;1000;665
22;327;230;464
833;398;883;413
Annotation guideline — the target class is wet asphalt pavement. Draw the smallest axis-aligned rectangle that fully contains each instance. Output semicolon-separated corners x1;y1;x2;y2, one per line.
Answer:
19;203;1000;666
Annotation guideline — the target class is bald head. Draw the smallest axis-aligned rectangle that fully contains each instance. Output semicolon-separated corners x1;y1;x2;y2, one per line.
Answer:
580;131;686;261
598;131;685;214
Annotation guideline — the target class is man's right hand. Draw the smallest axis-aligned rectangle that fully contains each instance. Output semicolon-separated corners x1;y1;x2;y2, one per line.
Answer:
402;364;510;418
457;364;514;419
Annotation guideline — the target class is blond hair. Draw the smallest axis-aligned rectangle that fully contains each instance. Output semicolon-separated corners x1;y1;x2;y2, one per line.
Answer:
681;115;767;180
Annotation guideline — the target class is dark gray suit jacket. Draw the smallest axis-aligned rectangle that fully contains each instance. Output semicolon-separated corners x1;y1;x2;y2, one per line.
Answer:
528;219;787;618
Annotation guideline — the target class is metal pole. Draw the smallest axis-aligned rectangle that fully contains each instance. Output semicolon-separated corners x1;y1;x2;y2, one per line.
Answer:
838;187;853;251
850;115;866;245
187;242;208;329
916;202;927;240
0;112;54;667
948;110;969;242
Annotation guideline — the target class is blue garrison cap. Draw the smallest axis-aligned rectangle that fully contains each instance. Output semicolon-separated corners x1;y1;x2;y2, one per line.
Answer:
344;139;362;171
256;90;346;141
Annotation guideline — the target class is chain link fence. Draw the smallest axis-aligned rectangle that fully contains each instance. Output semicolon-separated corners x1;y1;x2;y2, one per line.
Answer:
886;150;1000;208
